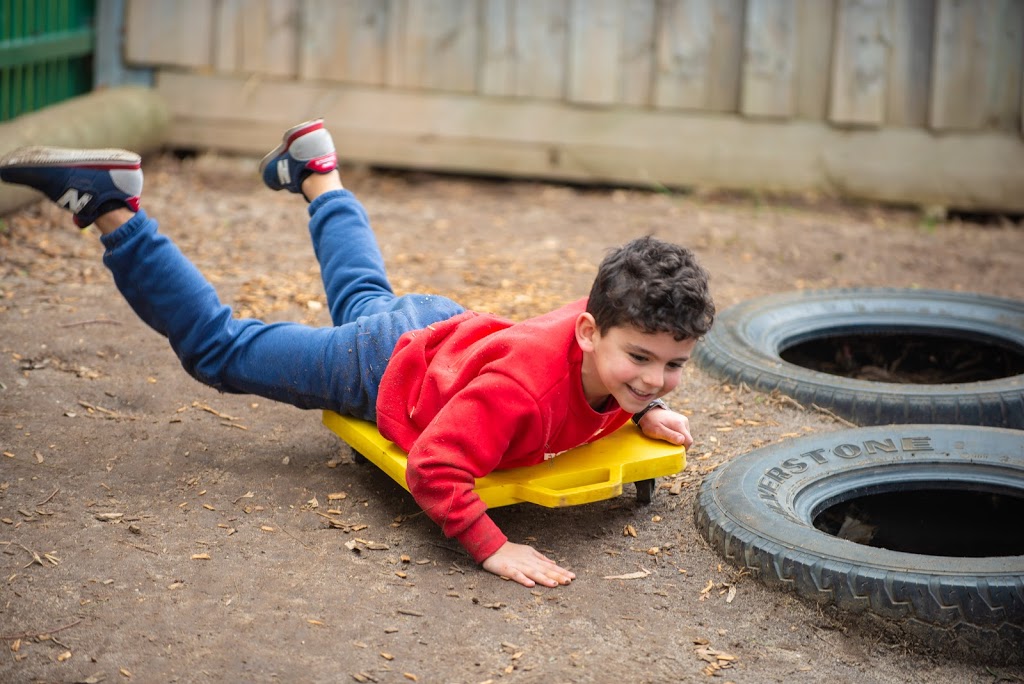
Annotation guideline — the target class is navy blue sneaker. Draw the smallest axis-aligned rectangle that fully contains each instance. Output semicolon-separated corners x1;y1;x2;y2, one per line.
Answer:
0;146;142;228
259;119;337;195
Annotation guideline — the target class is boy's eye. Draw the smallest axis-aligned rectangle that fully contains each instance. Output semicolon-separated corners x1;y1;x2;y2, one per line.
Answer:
667;362;684;370
629;353;647;363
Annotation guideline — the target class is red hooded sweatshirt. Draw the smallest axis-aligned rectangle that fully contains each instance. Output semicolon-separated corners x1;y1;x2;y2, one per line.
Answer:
375;298;631;562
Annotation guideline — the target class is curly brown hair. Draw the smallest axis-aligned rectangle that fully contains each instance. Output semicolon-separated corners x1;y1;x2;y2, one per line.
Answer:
586;236;715;341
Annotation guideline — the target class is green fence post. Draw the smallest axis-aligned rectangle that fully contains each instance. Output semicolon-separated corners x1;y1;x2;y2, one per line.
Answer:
0;0;96;121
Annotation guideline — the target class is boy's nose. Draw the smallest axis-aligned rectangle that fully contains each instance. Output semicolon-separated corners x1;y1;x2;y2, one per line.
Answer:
641;368;664;390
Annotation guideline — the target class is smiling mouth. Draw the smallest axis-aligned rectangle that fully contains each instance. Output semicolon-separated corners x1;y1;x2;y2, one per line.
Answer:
627;386;656;402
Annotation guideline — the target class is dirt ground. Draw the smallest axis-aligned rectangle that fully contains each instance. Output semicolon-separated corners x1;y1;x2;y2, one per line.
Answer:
1;152;1022;684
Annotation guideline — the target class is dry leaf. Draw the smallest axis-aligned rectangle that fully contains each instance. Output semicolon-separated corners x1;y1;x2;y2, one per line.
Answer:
191;553;211;561
623;524;637;537
603;568;650;580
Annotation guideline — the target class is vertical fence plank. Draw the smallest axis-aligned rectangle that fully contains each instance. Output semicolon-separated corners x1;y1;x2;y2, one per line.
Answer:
794;0;835;120
213;0;243;72
619;0;656;107
480;0;515;95
241;0;299;77
480;0;569;99
742;0;797;118
706;0;744;112
930;0;1024;132
653;0;713;110
829;0;890;126
884;0;933;127
567;0;621;104
124;0;214;68
654;0;743;112
299;0;390;85
217;0;298;77
386;0;478;92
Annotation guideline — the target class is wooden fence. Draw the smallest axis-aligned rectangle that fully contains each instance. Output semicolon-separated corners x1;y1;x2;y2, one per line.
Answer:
123;0;1024;212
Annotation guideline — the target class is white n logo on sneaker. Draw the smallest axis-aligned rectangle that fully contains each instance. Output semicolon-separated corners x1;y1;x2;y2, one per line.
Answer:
57;189;92;214
276;159;291;185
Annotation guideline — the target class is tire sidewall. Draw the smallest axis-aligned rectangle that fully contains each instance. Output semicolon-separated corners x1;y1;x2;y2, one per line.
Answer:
699;425;1024;579
694;288;1024;427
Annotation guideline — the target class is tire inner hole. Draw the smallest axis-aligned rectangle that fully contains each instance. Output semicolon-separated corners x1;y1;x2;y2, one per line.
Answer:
814;488;1024;557
780;331;1024;384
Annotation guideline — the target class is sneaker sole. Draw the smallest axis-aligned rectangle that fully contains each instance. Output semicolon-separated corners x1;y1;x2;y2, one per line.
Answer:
0;146;140;169
257;119;324;176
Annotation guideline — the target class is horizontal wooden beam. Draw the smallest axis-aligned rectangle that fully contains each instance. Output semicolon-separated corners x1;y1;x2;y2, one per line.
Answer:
156;71;1024;212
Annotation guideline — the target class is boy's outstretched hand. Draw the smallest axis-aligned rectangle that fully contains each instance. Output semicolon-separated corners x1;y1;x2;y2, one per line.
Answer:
482;541;576;588
638;408;694;449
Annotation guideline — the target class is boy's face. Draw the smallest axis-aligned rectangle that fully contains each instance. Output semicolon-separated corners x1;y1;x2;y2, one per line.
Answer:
575;314;697;413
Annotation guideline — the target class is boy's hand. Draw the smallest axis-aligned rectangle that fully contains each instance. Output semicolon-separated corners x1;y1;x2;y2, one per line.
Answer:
482;541;576;588
639;409;693;449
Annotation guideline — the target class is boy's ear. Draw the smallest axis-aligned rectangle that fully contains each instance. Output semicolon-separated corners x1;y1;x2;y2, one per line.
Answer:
575;312;599;353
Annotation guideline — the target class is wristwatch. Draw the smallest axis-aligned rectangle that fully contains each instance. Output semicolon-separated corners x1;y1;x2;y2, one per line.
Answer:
632;398;668;425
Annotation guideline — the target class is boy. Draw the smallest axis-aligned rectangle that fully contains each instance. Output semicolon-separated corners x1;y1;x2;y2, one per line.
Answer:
0;120;715;589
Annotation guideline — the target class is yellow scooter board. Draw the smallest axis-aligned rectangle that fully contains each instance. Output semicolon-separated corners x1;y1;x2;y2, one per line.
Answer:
322;411;686;507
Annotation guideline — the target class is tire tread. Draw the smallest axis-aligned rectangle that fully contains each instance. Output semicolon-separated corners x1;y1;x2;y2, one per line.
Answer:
694;479;1024;660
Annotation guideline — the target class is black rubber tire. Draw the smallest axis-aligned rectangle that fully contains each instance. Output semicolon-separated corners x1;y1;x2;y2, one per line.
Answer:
693;424;1024;661
693;288;1024;428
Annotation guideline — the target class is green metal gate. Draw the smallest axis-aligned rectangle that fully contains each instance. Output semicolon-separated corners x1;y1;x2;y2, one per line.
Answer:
1;0;96;121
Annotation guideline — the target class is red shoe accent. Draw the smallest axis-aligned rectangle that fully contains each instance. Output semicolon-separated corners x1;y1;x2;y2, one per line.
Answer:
308;152;337;174
286;120;324;146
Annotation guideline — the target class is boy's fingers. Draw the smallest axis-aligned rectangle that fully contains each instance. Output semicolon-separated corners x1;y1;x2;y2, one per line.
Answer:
508;569;538;588
657;424;693;448
523;561;573;587
484;542;573;588
539;564;574;585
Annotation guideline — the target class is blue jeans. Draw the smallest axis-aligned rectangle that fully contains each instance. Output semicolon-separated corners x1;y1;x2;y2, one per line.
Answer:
100;189;464;421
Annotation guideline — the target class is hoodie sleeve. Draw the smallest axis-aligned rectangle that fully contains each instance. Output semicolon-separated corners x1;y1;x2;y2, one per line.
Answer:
404;374;545;563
